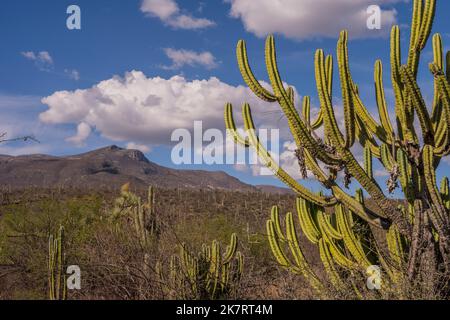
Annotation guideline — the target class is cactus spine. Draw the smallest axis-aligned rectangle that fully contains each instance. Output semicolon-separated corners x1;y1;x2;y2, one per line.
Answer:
226;0;450;297
48;226;66;300
157;233;243;299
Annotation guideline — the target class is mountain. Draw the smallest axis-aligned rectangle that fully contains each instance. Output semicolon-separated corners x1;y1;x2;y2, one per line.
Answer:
0;145;288;193
256;185;294;195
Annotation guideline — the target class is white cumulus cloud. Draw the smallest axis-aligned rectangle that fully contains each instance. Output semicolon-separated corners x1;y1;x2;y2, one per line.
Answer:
40;71;276;147
141;0;215;29
163;48;218;69
66;122;92;146
227;0;404;40
126;142;151;153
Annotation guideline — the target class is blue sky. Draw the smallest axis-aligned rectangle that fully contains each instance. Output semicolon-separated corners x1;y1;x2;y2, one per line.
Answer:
1;0;450;190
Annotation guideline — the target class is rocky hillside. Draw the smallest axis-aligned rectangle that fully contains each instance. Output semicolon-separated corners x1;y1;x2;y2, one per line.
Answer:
0;145;289;193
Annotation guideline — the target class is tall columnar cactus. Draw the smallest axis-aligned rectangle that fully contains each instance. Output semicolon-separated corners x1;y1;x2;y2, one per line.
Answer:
156;233;244;300
112;183;157;247
48;226;66;300
225;0;450;297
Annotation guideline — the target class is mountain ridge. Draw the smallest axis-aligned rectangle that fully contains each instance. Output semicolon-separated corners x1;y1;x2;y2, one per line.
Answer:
0;145;292;194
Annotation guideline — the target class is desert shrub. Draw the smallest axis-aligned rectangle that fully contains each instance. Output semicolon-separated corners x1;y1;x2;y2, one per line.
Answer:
0;187;301;300
0;195;103;299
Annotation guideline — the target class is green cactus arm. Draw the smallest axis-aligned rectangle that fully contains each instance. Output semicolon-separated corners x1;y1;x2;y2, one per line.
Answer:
208;240;221;299
407;0;423;76
302;148;332;184
325;54;334;97
337;30;356;148
311;109;324;130
56;226;64;300
355;116;381;158
397;148;414;202
264;36;342;165
335;204;372;268
317;213;358;269
390;25;404;108
180;243;190;272
48;234;55;300
351;85;392;145
236;40;277;102
423;145;449;227
236;251;244;280
447;51;450;81
48;226;66;300
318;238;345;289
224;103;250;147
221;262;230;291
317;210;342;240
440;177;450;210
380;144;395;172
432;34;444;130
430;63;450;155
242;103;336;206
285;212;323;292
400;66;434;144
355;189;364;205
433;124;449;157
364;145;373;179
266;220;298;271
304;56;332;132
265;35;292;101
302;96;311;126
271;206;286;241
391;25;415;143
223;233;238;264
374;60;395;137
296;197;321;244
415;0;436;51
315;49;345;147
325;236;358;270
332;187;390;229
387;225;406;269
287;86;295;105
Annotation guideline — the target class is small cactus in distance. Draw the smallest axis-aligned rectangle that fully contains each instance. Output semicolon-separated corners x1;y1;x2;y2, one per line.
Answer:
48;225;66;300
156;233;244;300
112;183;157;247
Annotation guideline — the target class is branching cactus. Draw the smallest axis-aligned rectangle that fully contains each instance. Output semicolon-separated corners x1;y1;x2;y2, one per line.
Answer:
112;183;157;247
225;0;450;298
48;226;66;300
156;233;244;299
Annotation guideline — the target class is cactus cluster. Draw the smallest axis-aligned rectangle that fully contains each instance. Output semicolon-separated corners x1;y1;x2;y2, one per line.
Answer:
268;194;407;297
112;183;157;247
48;226;66;300
156;233;244;299
225;0;450;296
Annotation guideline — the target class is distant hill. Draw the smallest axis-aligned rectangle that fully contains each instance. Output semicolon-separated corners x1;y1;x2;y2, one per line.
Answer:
0;145;289;194
255;185;294;195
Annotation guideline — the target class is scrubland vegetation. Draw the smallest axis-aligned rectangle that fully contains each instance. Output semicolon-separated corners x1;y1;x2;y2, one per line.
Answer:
0;187;311;300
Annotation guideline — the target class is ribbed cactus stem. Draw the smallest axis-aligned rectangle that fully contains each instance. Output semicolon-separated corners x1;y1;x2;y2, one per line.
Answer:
157;233;243;300
48;226;66;300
